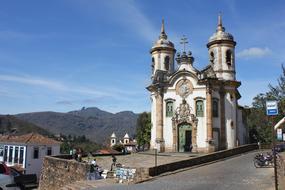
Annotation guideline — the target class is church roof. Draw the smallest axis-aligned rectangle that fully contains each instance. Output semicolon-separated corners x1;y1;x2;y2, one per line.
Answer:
111;132;116;138
123;133;129;139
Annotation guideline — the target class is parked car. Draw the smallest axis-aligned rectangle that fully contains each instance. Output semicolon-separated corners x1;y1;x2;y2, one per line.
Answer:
0;162;20;190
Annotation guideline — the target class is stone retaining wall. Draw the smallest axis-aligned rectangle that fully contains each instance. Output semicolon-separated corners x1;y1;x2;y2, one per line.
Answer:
149;144;258;176
38;144;258;189
38;155;89;190
278;152;285;189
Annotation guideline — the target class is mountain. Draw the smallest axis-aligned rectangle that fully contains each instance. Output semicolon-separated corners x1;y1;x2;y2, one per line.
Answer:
0;115;50;135
15;107;139;144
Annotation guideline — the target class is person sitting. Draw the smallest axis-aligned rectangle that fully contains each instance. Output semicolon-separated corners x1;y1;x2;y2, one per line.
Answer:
87;161;96;180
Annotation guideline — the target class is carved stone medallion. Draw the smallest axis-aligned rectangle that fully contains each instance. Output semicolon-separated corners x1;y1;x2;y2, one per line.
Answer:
176;79;193;98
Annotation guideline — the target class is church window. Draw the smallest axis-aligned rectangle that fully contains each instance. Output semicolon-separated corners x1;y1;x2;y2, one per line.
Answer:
212;99;219;117
226;50;232;66
164;56;170;70
196;100;204;117
166;101;174;117
151;57;155;73
210;52;215;64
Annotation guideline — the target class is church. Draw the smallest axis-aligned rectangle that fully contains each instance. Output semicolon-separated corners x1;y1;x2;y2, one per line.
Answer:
147;15;247;153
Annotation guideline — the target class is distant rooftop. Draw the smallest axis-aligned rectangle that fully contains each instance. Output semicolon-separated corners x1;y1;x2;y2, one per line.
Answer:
0;133;61;145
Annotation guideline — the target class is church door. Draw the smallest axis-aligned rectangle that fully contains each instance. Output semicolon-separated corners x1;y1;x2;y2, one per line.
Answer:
178;124;192;152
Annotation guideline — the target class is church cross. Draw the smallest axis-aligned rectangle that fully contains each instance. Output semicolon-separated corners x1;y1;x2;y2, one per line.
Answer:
180;35;188;52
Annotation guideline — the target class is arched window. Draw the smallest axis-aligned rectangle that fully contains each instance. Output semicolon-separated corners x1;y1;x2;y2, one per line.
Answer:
210;52;215;64
166;101;173;117
151;57;155;73
226;50;232;66
196;100;204;117
212;99;219;117
164;56;170;71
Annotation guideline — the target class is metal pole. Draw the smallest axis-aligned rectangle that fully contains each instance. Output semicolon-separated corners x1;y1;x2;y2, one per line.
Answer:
155;148;158;175
272;117;278;190
155;148;157;167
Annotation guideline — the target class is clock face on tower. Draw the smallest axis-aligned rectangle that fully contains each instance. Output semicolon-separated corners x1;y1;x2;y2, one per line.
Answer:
176;79;193;98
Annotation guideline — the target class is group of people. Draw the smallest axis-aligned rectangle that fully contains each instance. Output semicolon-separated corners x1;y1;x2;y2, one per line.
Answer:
70;149;119;180
87;158;103;180
71;148;83;162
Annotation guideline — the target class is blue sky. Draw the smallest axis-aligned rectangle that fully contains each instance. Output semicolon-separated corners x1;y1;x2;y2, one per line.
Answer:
0;0;284;114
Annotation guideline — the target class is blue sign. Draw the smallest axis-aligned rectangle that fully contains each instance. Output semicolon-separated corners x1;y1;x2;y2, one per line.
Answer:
266;101;278;116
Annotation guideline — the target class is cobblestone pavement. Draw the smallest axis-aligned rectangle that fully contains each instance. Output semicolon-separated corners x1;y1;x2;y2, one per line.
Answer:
94;151;274;190
95;151;200;170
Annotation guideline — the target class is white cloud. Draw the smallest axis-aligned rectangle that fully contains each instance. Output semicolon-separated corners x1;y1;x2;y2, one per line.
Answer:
237;47;271;58
0;75;66;90
0;74;146;101
0;74;110;97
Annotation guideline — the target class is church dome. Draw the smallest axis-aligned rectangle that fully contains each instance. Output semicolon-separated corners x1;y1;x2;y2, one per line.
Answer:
151;19;175;53
208;14;234;43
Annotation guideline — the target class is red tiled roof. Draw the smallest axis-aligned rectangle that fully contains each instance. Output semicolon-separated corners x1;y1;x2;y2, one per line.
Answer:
96;149;120;154
0;133;61;145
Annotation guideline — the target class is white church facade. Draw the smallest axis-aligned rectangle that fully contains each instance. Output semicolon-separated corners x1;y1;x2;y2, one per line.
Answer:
147;15;247;153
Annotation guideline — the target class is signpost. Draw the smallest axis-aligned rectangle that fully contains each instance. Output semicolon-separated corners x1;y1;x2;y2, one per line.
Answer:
266;101;278;116
266;100;278;190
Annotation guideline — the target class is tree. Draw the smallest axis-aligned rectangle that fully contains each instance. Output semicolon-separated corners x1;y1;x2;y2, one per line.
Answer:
248;65;285;144
136;112;151;151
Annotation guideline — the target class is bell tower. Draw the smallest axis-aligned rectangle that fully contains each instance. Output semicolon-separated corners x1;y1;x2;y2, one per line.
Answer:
150;19;176;78
207;14;236;81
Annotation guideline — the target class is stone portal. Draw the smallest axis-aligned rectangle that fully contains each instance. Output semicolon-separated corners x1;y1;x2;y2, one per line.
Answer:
172;100;198;152
178;124;192;152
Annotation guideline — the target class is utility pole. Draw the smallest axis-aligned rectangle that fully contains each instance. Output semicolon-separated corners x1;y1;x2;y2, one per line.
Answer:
266;101;279;190
271;116;278;190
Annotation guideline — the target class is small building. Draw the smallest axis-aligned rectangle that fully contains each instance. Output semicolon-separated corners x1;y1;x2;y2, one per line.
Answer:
124;142;137;152
110;132;137;152
0;133;61;177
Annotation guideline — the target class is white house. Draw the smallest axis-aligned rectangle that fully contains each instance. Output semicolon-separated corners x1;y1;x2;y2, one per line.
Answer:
147;15;247;153
0;133;60;178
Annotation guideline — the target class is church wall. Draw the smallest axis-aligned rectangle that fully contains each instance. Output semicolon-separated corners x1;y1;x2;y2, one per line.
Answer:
212;90;221;149
225;92;237;149
150;94;157;149
221;46;235;80
237;108;246;145
163;90;177;150
162;93;174;150
162;78;208;151
152;51;175;74
209;45;235;81
212;90;221;129
196;114;207;149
